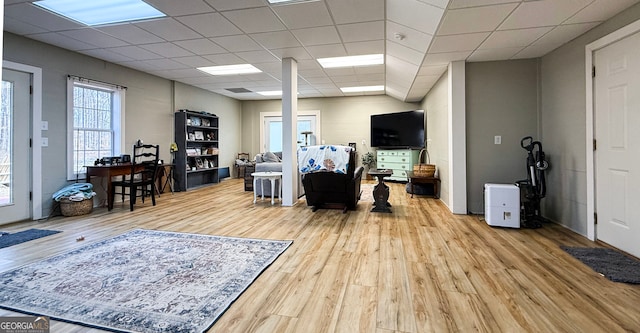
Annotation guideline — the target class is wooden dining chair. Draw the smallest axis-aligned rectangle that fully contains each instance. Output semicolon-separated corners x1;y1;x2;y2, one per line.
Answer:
108;144;160;211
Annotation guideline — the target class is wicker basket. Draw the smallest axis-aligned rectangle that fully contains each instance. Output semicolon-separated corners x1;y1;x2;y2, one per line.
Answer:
59;198;93;217
414;149;436;177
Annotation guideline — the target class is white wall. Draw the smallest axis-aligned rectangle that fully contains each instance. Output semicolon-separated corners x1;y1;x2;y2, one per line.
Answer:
421;72;449;208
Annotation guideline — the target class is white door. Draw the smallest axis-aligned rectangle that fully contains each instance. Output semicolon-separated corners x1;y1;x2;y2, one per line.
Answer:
263;115;317;152
0;69;32;224
594;31;640;257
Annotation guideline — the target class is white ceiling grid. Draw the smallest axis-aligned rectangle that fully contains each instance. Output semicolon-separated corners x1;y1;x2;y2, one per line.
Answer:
3;0;639;102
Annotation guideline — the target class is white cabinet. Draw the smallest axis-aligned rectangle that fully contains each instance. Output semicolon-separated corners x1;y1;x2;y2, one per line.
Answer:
376;149;420;181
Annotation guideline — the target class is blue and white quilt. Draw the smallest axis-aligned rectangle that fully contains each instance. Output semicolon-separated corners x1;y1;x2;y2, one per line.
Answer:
297;145;352;174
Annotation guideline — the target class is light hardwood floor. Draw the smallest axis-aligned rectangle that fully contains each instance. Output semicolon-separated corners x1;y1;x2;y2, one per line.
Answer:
1;178;639;332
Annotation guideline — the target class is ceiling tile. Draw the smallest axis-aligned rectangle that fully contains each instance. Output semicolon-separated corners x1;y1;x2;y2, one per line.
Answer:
565;0;639;24
204;0;266;11
134;18;202;41
144;0;215;16
306;44;348;58
139;42;194;57
172;56;216;67
174;39;227;55
108;46;164;60
533;23;598;46
144;58;190;70
27;32;96;51
210;35;263;52
448;0;520;9
437;3;518;35
236;50;281;63
512;42;563;59
250;31;301;49
417;64;448;76
386;21;433;53
344;40;384;55
428;32;489;53
222;7;286;33
202;53;246;65
59;29;129;48
80;49;134;63
499;0;592;30
423;50;471;65
387;0;444;35
270;47;313;60
298;69;327;78
479;27;553;49
337;21;384;43
118;60;164;72
295;59;323;70
98;24;165;44
387;40;426;66
467;47;523;62
292;26;342;46
325;0;384;24
5;3;84;31
177;13;243;37
271;1;334;29
354;65;385;75
4;17;47;35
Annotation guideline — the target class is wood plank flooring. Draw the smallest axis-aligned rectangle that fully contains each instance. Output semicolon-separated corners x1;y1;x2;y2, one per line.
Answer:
1;178;639;332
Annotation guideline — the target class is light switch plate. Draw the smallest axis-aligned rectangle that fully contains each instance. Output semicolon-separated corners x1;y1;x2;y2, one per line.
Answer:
494;136;501;145
41;121;48;131
41;137;48;147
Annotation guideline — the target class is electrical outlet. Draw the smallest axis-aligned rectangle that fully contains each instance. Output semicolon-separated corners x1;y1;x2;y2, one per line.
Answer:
494;135;501;145
41;137;49;147
41;121;48;131
362;139;366;145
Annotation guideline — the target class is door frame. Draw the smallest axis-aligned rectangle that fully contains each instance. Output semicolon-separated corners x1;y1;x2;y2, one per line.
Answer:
259;110;321;153
585;19;640;241
3;61;43;220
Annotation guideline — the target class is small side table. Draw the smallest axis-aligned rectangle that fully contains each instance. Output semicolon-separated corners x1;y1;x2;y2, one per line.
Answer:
368;169;393;213
251;171;282;205
406;171;440;198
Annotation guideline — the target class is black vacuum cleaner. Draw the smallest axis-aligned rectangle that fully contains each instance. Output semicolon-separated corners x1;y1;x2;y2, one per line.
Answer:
517;136;549;228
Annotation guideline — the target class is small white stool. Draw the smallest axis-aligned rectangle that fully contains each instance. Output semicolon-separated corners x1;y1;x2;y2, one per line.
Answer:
251;171;282;205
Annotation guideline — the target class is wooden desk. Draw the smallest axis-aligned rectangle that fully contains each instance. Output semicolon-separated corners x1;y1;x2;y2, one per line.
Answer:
85;164;144;206
406;171;440;198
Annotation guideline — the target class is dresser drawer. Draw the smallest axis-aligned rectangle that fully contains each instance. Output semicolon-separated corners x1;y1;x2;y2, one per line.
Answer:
377;155;412;164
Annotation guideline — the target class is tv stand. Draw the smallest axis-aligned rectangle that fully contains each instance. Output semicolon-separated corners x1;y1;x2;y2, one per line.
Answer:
376;149;420;182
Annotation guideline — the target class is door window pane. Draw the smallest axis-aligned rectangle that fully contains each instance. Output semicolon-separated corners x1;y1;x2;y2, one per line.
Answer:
0;81;13;205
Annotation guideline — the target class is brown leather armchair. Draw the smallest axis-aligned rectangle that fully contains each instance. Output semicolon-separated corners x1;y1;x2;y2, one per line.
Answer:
301;150;364;212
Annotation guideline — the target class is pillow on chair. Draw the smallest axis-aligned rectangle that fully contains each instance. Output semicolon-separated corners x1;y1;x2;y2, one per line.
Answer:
263;151;281;162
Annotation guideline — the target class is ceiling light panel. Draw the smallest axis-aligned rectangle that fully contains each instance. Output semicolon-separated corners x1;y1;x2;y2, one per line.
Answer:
197;64;262;75
33;0;166;26
317;54;384;68
340;85;385;93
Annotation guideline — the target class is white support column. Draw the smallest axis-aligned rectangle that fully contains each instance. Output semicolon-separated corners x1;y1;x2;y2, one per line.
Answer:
448;61;467;214
281;57;298;206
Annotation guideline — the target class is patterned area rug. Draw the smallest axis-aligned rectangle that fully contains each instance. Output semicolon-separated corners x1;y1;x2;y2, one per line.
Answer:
0;229;292;332
360;184;374;202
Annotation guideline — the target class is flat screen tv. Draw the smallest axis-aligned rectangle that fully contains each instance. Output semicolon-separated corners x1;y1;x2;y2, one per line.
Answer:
371;110;425;149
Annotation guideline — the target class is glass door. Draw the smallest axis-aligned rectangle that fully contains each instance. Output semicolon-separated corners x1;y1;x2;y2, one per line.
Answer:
264;115;317;152
0;69;32;224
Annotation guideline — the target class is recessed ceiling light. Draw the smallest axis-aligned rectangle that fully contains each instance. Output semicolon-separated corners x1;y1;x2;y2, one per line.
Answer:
317;54;384;68
257;91;282;96
197;64;262;76
33;0;165;26
267;0;320;4
340;85;385;93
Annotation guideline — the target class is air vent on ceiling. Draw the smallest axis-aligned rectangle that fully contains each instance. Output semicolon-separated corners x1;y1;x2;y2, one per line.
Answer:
225;88;253;93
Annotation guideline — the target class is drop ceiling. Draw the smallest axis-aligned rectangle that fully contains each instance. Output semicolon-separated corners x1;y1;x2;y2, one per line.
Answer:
3;0;639;102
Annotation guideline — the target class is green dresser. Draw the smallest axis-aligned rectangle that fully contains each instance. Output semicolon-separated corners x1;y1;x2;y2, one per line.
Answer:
376;149;420;181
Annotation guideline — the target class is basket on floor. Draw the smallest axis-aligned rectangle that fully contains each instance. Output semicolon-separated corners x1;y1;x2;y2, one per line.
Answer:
414;149;436;177
59;198;93;217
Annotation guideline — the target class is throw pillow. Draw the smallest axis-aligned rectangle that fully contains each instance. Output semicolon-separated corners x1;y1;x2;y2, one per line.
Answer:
263;151;280;162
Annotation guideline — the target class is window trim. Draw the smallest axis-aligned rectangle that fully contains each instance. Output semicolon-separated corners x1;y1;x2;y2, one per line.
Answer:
66;77;126;180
